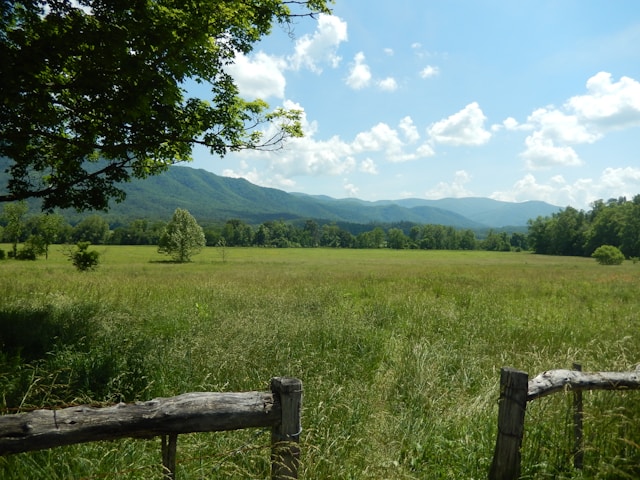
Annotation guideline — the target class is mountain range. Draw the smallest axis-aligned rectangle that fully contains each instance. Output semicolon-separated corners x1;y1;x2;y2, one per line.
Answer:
106;166;560;229
2;163;561;229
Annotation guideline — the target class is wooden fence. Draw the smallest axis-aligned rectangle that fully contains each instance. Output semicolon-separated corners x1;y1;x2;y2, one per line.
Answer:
489;365;640;480
0;376;302;480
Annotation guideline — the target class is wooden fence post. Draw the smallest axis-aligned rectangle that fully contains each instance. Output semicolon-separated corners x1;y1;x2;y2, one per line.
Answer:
161;433;178;479
489;367;528;480
270;377;303;480
572;363;584;470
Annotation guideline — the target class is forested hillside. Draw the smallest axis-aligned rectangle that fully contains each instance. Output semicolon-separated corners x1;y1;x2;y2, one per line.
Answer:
527;196;640;258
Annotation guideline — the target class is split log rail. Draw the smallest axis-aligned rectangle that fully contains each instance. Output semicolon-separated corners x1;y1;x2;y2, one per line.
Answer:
0;377;302;480
489;365;640;480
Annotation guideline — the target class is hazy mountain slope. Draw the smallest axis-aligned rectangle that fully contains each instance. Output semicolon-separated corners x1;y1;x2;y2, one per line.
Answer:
1;163;561;227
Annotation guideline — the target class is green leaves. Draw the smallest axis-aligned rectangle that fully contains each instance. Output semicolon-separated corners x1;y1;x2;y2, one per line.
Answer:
1;1;331;210
157;208;206;262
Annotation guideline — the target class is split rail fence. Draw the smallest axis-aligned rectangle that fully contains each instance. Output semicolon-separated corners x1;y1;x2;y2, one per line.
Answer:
489;365;640;480
3;367;639;479
0;376;302;480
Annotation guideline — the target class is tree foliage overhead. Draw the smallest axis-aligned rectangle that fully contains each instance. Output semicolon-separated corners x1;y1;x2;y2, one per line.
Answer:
0;0;331;211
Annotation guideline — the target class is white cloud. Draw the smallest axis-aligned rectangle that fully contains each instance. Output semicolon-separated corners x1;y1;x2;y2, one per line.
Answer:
288;14;348;73
494;116;532;132
419;65;439;79
425;170;473;199
490;174;558;204
567;72;640;130
527;107;600;144
378;77;398;91
491;167;640;209
346;52;372;89
416;143;436;157
600;166;640;191
343;181;359;196
518;72;640;170
353;120;424;162
359;158;379;174
427;102;492;146
226;51;287;99
223;110;432;188
520;132;583;170
353;122;401;153
384;48;394;56
398;116;420;143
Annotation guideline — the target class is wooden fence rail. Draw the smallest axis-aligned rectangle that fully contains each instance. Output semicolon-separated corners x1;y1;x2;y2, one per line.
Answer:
0;376;302;480
489;366;640;480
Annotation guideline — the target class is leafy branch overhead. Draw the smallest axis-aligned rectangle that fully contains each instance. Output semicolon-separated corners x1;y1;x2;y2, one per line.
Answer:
0;0;331;211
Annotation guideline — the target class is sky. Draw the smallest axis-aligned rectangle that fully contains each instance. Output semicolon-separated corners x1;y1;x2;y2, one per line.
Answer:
185;0;640;210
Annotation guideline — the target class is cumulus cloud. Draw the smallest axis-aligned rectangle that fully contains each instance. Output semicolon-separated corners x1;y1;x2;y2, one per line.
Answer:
568;72;640;130
427;102;492;146
491;167;640;209
519;72;640;170
288;14;348;73
419;65;439;78
378;77;398;91
359;158;379;174
352;119;430;162
398;116;420;143
226;51;287;99
224;110;436;190
343;181;359;196
425;170;473;199
346;52;372;89
600;166;640;191
520;132;583;170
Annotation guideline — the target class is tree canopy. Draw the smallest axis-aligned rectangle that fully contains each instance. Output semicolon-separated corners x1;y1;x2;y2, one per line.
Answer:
527;195;640;258
158;208;205;262
0;0;331;211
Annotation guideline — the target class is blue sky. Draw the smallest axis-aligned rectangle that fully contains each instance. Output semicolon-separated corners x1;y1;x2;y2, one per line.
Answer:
186;1;640;210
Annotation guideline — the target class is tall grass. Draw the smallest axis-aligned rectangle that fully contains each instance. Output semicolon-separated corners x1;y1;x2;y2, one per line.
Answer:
0;246;639;478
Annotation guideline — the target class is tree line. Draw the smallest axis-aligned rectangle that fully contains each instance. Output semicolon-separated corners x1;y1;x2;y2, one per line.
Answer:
4;194;637;260
1;202;529;258
527;195;640;258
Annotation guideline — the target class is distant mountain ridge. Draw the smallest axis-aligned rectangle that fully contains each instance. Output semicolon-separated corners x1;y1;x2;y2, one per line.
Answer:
110;166;560;228
1;163;561;228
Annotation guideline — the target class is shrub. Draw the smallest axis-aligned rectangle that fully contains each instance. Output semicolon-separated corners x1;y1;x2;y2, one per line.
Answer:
592;245;625;265
0;249;5;260
68;242;100;271
15;246;37;260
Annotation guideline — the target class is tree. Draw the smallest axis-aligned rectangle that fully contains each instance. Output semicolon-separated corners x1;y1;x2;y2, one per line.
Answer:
72;215;111;244
1;1;330;211
222;219;254;246
68;242;100;271
459;229;477;250
31;213;66;259
1;201;29;257
592;245;625;265
619;195;640;258
158;208;205;263
387;228;408;249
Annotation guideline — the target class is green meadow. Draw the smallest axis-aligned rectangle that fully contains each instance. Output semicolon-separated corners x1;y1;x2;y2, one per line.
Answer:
1;246;639;478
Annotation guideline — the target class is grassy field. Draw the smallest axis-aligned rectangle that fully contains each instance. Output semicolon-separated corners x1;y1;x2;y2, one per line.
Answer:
1;245;639;479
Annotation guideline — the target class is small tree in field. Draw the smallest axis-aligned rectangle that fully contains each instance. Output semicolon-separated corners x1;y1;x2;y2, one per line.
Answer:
158;209;206;263
68;242;100;271
592;245;625;265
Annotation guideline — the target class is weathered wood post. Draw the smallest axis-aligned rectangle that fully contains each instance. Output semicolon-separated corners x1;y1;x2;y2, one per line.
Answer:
270;377;303;480
572;363;583;470
489;367;528;480
161;433;178;479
